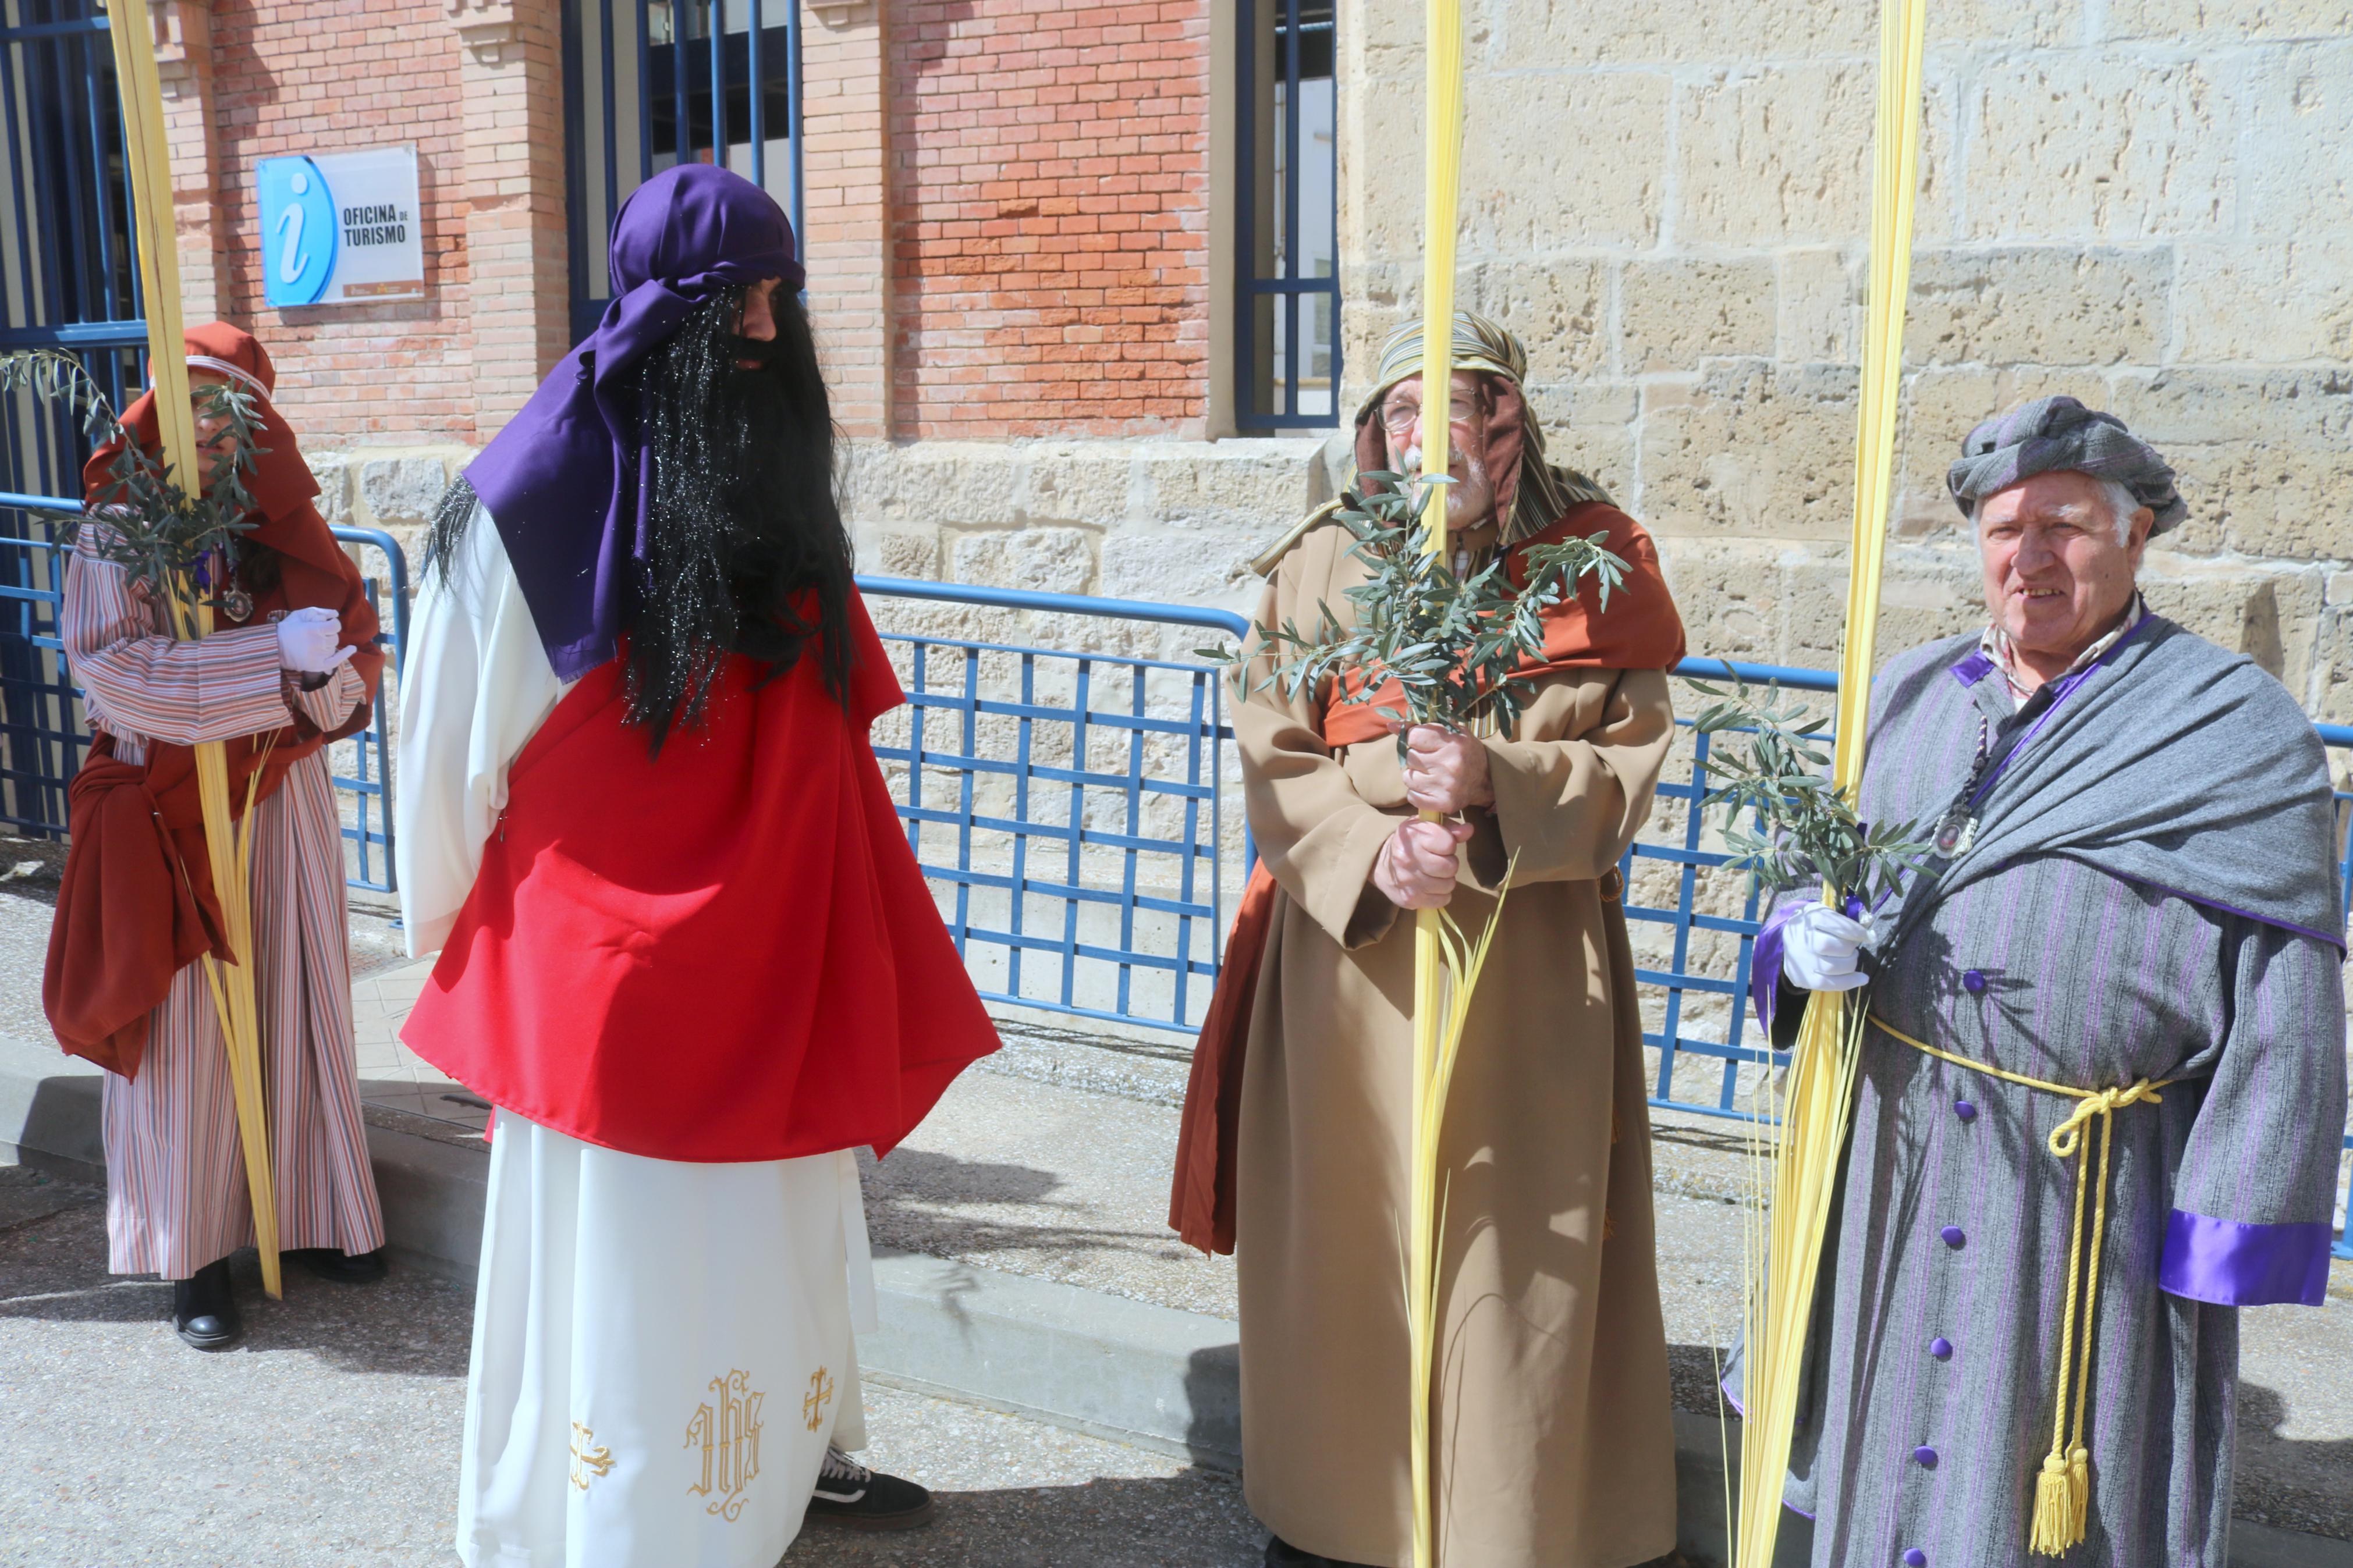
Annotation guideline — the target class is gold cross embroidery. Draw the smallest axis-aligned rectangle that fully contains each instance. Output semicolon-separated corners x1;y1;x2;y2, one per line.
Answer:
567;1422;613;1491
803;1367;835;1432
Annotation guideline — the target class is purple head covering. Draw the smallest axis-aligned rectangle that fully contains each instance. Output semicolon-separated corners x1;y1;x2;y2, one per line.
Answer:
1946;394;2188;535
464;165;803;681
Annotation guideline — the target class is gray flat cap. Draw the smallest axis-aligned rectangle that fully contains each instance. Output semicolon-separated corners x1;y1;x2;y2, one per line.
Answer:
1947;395;2187;534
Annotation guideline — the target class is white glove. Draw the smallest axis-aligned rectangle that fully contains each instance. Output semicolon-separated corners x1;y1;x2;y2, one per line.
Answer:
1781;903;1871;992
275;606;355;674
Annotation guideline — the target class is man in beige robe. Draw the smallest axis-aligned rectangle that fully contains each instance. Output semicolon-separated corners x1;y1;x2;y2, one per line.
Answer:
1222;314;1685;1567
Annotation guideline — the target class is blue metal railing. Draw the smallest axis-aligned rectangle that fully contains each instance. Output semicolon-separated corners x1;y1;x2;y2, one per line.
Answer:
857;577;1248;1036
332;527;409;894
0;516;2344;1254
1624;657;1842;1125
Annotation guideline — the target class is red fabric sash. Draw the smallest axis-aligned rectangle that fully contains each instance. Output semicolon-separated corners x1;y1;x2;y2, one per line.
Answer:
1166;503;1685;1254
400;596;1000;1164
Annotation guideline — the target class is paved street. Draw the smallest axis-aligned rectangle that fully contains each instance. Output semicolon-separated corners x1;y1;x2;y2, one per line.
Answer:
0;1167;1266;1568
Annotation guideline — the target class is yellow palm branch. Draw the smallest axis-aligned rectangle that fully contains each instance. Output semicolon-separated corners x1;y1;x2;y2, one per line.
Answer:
108;0;281;1299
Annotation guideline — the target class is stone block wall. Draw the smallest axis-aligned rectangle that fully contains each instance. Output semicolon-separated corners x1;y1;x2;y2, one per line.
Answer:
849;433;1337;625
1338;0;2353;731
305;442;474;581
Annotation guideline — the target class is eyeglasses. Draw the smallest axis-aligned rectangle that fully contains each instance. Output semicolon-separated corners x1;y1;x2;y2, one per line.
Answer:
1378;396;1487;438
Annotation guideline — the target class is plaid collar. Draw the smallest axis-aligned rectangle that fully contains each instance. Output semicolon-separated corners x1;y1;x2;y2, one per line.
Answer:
1978;592;2145;709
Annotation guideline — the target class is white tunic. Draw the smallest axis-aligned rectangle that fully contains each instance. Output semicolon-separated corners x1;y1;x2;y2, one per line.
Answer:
397;510;876;1568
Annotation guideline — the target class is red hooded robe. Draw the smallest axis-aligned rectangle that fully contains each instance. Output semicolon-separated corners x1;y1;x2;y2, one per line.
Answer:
43;323;384;1077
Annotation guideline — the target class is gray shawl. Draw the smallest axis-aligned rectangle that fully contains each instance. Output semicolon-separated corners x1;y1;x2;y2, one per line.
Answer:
1884;616;2344;950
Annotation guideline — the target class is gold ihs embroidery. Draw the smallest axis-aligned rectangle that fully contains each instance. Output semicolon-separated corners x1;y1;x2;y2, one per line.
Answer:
568;1422;613;1491
803;1367;835;1432
685;1370;765;1521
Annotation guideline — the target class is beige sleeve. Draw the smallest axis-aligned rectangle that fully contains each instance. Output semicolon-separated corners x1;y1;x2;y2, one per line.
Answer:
1232;531;1405;951
1459;665;1677;892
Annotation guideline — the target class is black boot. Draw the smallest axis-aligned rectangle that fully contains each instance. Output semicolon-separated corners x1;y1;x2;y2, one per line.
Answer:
1266;1538;1378;1568
284;1246;387;1283
172;1258;241;1350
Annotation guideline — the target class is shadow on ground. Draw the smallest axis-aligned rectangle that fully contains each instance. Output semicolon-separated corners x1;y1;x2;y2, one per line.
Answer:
786;1473;1261;1567
785;1477;1698;1568
2235;1379;2353;1541
863;1147;1198;1270
0;1166;469;1379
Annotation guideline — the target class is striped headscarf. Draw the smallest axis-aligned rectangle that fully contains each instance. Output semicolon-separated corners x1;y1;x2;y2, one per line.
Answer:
1353;310;1613;546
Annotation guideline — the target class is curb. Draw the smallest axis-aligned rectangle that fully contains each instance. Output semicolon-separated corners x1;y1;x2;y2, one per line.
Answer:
3;1033;2347;1568
861;1249;1241;1470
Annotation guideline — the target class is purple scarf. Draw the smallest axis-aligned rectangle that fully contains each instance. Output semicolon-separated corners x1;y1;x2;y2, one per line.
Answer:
464;165;803;682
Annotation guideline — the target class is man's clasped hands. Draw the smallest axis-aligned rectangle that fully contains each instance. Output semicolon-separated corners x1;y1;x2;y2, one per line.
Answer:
1371;720;1495;912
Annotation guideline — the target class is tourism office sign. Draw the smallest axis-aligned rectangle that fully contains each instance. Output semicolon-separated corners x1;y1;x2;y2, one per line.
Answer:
257;146;425;307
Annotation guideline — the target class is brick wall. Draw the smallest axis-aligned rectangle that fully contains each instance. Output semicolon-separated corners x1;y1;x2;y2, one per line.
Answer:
886;0;1212;439
1340;1;2353;726
207;0;476;445
801;1;893;438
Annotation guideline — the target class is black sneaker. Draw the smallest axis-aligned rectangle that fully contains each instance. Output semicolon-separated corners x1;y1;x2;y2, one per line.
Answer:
803;1446;934;1531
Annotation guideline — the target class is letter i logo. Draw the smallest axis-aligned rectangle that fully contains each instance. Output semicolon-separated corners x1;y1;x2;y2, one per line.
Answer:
258;156;337;307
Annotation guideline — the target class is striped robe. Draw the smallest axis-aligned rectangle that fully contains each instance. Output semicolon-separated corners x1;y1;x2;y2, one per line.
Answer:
62;539;385;1280
1766;633;2347;1568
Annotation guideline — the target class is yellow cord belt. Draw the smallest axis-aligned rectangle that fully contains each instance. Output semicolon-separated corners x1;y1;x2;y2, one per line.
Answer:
1868;1015;2173;1558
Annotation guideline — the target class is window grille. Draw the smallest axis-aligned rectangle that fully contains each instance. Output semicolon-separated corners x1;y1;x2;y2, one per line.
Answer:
562;0;803;346
1235;0;1339;429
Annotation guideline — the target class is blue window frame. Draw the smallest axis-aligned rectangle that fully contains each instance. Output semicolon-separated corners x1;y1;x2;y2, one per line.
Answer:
1236;0;1339;430
0;1;143;838
562;0;804;346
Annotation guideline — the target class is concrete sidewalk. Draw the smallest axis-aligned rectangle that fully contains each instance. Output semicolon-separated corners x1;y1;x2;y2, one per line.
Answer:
0;1167;1268;1568
3;884;2350;1565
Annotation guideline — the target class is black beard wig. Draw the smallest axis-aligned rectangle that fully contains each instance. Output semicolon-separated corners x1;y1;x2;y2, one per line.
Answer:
428;284;856;756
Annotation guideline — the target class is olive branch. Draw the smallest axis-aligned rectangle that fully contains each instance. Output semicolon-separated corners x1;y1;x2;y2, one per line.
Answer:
1206;472;1628;754
0;349;265;639
1688;678;1932;909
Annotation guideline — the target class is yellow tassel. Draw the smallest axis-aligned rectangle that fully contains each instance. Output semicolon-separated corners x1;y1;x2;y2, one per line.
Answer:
2068;1443;2091;1543
2029;1451;2079;1557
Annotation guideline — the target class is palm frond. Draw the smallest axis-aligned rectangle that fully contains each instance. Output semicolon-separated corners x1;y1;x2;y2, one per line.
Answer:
0;350;265;635
1209;478;1631;749
1690;675;1933;907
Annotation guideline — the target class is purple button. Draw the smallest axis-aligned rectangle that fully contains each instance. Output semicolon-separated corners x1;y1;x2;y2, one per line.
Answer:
1904;1552;1928;1567
1940;1225;1966;1248
1954;1100;1978;1123
1914;1445;1938;1467
1929;1336;1953;1360
1961;968;1987;994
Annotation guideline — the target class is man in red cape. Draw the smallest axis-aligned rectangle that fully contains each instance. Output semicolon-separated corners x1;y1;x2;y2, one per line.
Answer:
395;167;996;1566
1177;313;1688;1568
47;323;388;1351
